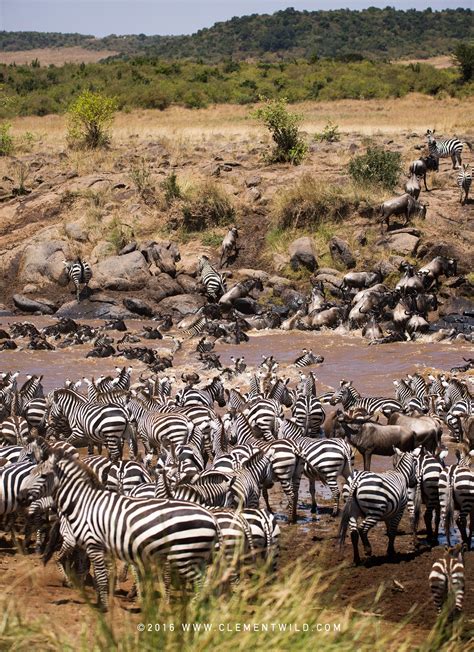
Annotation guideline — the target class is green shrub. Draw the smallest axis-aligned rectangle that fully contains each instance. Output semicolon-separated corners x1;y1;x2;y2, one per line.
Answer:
129;157;154;200
348;144;401;189
160;172;182;206
182;181;235;231
314;120;340;142
251;97;308;165
0;122;14;156
67;90;117;149
452;41;474;83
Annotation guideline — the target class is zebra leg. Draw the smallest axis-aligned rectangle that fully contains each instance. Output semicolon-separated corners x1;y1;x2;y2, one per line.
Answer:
262;486;273;513
424;506;435;544
430;574;447;613
327;478;340;516
455;514;469;549
309;479;318;514
87;546;110;611
55;541;77;588
349;517;361;565
386;510;404;557
359;516;378;558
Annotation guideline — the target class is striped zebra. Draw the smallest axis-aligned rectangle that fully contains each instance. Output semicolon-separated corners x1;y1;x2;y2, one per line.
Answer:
411;447;447;545
198;255;226;301
291;394;325;437
226;448;275;509
178;376;225;409
0;416;29;445
278;418;352;516
429;544;466;616
82;454;113;484
24;446;222;610
338;448;417;564
135;412;195;464
49;389;133;462
244;397;282;439
63;258;93;302
393;379;427;414
426;129;472;170
457;164;472;205
294;349;324;368
241;508;280;570
329;379;402;418
172;472;235;507
105;460;153;494
439;450;474;549
208;508;255;575
0;445;24;465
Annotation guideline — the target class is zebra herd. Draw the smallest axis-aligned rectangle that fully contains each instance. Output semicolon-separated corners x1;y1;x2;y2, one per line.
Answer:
0;361;472;617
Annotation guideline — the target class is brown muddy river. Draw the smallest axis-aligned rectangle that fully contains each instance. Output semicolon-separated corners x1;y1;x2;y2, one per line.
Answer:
1;316;471;395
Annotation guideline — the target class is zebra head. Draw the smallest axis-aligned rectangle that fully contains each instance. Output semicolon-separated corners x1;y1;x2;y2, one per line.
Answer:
392;447;418;488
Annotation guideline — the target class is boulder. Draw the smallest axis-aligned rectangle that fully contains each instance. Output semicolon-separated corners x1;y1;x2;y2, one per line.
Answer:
176;244;214;276
12;294;55;315
272;253;290;273
176;274;200;294
289;237;317;272
245;175;262;188
384;232;420;256
17;240;71;287
64;222;88;242
328;237;356;269
123;297;155;317
235;269;270;283
157;294;206;316
119;241;137;255
141;241;180;277
93;251;150;291
90;241;116;264
438;296;474;318
56;298;135;320
148;274;182;302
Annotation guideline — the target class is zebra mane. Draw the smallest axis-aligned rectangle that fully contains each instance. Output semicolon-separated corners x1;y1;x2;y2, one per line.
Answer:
54;449;103;488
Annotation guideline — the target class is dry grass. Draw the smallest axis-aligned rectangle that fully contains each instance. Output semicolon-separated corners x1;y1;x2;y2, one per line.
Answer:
8;94;472;151
397;56;455;69
0;47;118;65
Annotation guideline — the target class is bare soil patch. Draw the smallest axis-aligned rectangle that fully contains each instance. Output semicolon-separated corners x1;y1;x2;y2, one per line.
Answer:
0;47;119;65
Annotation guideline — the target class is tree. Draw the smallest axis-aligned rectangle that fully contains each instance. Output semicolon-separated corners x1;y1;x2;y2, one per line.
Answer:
251;97;308;165
452;42;474;84
67;90;117;149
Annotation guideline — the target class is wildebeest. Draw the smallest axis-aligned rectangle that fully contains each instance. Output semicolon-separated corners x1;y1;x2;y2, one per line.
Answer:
379;194;427;232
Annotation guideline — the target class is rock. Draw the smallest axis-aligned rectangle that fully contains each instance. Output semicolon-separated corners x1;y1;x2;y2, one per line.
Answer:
141;241;180;277
279;288;306;311
268;275;294;288
383;233;420;256
289;237;317;272
328;237;356;269
245;175;262;188
438;296;474;317
93;251;150;291
354;229;367;246
17;239;71;287
0;304;13;317
157;294;206;316
123;298;155;317
272;253;290;273
176;274;200;294
176;244;214;276
90;241;116;263
22;284;38;294
314;267;342;277
417;241;471;274
64;222;88;242
246;188;261;202
56;299;135;320
378;260;397;277
235;269;270;283
12;294;55;315
148;274;182;302
119;241;137;255
315;273;344;288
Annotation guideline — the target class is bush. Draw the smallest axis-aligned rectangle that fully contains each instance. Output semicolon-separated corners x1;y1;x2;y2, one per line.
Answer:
452;42;474;84
314;120;340;142
67;90;117;149
274;174;385;229
129;157;154;200
348;144;401;189
160;172;182;206
0;122;14;156
182;181;235;231
251;97;308;165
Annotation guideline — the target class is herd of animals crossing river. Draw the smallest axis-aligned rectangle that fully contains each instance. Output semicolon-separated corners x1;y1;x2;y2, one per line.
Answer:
0;127;472;628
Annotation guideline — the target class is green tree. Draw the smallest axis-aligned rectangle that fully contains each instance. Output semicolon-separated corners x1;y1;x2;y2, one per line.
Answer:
67;90;117;149
348;144;401;189
251;97;308;165
452;42;474;83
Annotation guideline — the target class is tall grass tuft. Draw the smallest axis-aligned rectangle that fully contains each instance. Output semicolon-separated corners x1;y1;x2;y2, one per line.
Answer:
182;180;235;232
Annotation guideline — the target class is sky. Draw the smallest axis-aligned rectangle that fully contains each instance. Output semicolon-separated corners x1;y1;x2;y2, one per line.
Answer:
0;1;471;37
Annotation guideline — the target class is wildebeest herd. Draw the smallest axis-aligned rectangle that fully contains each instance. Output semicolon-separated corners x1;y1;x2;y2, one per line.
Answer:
0;354;472;617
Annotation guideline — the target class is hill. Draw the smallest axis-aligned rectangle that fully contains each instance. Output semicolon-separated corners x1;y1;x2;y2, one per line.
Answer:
1;8;472;62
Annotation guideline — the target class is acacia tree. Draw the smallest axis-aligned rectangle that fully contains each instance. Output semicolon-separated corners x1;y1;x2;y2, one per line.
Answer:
67;90;117;149
452;42;474;84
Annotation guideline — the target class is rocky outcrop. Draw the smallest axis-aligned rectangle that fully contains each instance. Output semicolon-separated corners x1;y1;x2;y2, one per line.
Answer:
92;251;150;291
157;293;206;316
384;232;420;256
17;240;71;287
148;274;182;302
12;294;56;315
328;237;356;269
289;237;317;272
56;296;135;319
123;297;155;317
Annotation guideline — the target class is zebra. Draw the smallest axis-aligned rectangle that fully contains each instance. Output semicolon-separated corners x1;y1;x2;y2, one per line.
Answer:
457;164;472;204
198;255;226;301
178;376;225;409
135;412;195;464
225;448;275;509
429;544;466;617
81;454;113;484
105;460;153;494
49;389;133;462
241;508;280;571
393;379;427;414
294;349;324;367
291;394;325;437
0;415;29;445
329;379;402;418
425;129;472;170
411;447;448;546
172;472;235;508
208;508;254;578
0;445;24;465
278;418;352;516
23;446;222;611
243;398;282;439
63;258;93;302
338;448;417;564
439;449;474;549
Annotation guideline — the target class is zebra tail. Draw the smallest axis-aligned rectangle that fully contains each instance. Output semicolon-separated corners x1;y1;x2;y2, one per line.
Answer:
338;476;359;549
444;475;455;546
413;477;422;534
42;519;61;566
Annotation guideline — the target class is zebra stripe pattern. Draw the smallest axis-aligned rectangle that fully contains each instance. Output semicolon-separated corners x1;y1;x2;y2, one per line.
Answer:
426;130;464;169
457;164;472;204
429;544;465;615
63;258;93;302
198;255;226;301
